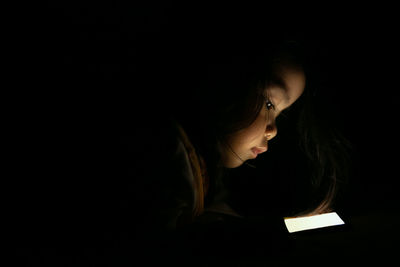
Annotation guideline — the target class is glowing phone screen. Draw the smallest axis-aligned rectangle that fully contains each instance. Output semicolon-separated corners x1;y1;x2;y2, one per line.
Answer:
284;212;345;233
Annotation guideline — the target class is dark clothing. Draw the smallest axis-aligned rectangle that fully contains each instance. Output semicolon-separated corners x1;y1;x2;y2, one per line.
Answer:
18;117;292;266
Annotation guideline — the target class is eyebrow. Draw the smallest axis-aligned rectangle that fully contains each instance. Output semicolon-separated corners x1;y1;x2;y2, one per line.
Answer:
270;76;289;92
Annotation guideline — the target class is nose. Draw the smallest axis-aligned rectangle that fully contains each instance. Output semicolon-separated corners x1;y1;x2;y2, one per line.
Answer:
265;123;277;140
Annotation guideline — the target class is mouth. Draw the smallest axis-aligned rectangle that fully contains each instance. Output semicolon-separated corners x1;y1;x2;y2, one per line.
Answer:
251;146;268;158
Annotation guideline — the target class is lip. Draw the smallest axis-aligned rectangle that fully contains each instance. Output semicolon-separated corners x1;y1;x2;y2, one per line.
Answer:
251;146;268;158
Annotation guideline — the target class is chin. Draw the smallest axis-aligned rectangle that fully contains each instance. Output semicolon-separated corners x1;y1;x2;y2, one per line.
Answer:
222;158;246;169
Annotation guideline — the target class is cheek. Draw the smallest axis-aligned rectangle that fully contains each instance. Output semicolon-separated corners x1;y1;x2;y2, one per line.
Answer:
245;110;268;138
229;111;268;147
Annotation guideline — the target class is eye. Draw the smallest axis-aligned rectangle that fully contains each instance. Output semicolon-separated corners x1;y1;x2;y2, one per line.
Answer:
266;99;275;110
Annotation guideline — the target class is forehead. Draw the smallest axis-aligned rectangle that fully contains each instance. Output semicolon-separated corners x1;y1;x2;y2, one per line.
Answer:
267;63;305;108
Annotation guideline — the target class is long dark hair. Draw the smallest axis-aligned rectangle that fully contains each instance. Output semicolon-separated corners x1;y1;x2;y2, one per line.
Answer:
295;66;353;216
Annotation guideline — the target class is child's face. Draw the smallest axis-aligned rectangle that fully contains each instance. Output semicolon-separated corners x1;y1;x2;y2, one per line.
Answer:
221;61;305;168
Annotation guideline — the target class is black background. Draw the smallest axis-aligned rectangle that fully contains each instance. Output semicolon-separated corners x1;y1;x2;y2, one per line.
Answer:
20;1;399;265
40;1;398;214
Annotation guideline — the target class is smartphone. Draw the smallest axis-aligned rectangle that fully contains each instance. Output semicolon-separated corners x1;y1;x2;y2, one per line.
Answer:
284;212;345;233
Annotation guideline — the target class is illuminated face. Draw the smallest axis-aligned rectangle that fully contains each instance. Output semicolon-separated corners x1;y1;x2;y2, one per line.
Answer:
221;61;305;168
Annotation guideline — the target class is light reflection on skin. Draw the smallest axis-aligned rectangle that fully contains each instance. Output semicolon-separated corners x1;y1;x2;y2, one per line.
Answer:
221;61;306;168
